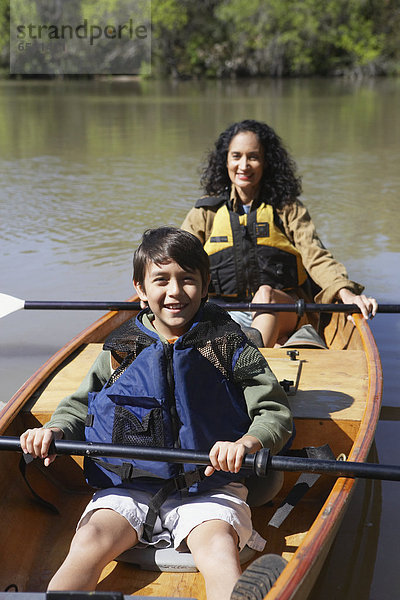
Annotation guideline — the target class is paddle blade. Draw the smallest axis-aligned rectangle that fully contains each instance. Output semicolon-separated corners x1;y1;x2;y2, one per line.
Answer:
0;293;25;319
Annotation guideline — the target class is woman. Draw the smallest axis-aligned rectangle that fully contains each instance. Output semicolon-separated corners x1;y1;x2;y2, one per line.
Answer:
182;119;377;347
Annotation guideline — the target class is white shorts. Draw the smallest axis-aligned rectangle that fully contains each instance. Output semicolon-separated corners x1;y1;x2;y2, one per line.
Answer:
77;482;265;553
228;310;253;329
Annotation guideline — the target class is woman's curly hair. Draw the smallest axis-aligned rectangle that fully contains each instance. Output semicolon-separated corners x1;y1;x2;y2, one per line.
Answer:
200;120;302;209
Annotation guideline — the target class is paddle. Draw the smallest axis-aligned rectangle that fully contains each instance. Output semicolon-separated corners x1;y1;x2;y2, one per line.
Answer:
1;293;399;319
2;437;400;481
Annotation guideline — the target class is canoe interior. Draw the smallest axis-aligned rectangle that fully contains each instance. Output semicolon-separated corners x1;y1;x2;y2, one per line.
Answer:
0;310;382;600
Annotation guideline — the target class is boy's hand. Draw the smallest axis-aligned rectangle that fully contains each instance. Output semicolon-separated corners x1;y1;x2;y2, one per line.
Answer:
20;427;64;467
205;436;262;477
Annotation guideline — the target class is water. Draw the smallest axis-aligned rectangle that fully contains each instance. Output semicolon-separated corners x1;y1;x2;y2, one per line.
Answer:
1;77;400;598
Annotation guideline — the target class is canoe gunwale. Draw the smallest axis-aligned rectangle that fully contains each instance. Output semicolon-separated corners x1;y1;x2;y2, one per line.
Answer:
0;304;135;434
0;309;383;600
264;314;383;600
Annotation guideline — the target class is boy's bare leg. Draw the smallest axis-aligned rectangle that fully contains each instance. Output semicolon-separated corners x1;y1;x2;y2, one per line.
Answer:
251;285;298;347
187;519;242;600
48;508;138;591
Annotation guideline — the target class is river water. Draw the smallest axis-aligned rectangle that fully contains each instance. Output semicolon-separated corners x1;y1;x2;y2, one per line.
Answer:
0;77;399;598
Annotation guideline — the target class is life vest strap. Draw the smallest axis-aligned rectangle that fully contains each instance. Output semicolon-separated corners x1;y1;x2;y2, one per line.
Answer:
90;458;207;543
90;458;163;483
19;454;60;514
142;467;207;543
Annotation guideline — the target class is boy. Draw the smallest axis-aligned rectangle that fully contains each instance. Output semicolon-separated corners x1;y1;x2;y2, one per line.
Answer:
20;226;292;600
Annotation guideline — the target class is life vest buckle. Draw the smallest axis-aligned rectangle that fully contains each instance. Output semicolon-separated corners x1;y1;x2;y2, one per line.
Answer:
172;468;206;492
120;462;135;484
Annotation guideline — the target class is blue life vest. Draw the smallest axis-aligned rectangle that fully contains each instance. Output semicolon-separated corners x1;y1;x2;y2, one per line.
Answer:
84;302;255;494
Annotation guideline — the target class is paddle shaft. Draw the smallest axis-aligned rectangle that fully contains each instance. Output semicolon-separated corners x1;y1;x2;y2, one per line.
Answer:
2;437;400;481
22;300;398;314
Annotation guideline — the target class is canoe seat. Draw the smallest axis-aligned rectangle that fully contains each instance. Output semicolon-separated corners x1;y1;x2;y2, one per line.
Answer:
281;324;327;350
117;544;256;572
241;324;327;350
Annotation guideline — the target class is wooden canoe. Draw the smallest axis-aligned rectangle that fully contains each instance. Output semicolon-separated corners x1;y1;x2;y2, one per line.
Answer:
0;302;382;599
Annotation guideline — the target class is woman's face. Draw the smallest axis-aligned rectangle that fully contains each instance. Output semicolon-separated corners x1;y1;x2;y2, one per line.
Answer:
227;131;264;203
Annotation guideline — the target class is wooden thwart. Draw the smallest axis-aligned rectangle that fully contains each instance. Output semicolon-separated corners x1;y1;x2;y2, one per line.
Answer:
28;344;366;424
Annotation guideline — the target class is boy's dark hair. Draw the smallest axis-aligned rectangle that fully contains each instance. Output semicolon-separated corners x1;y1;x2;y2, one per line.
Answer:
133;226;210;289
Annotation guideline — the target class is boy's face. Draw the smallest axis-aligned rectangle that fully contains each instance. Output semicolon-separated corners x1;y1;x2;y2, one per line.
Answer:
135;259;209;339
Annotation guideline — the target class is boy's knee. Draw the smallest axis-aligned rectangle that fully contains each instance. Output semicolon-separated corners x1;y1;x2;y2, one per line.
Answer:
189;520;238;555
72;523;100;553
72;518;116;558
212;522;238;545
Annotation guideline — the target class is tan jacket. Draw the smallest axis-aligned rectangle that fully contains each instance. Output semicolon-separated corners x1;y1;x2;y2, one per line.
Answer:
181;197;364;304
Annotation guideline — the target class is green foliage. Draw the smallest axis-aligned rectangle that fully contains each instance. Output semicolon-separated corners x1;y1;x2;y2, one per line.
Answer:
214;0;385;76
152;0;188;31
0;0;9;71
373;0;400;75
0;0;399;77
150;0;189;76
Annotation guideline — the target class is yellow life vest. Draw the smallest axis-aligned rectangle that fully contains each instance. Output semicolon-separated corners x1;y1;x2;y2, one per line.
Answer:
203;201;307;300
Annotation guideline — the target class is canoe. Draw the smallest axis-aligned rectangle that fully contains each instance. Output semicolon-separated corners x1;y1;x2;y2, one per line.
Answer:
0;300;382;599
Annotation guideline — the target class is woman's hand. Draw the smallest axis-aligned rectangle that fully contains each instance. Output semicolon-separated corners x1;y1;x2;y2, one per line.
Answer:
338;288;378;320
205;436;262;477
20;427;64;467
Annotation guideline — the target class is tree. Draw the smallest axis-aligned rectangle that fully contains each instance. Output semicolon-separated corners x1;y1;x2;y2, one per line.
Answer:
0;0;399;77
214;0;384;77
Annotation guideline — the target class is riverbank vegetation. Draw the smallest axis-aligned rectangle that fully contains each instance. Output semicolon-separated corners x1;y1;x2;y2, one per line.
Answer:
1;0;400;77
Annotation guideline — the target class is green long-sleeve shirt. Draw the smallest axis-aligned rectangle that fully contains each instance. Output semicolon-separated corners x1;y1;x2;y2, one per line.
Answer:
46;314;293;455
